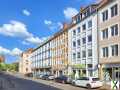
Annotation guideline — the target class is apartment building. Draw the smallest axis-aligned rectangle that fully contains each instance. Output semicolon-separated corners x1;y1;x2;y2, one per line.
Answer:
19;49;33;75
31;24;68;77
98;0;120;81
31;40;51;77
51;23;68;77
68;4;99;77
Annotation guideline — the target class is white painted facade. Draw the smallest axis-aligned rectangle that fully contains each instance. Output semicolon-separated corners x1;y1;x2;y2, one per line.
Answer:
68;8;99;77
31;41;51;77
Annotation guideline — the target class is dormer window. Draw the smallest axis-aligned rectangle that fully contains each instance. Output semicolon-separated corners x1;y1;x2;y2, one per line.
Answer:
77;15;80;22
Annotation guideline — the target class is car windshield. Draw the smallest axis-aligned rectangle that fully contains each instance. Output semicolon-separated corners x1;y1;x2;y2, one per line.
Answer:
92;78;99;81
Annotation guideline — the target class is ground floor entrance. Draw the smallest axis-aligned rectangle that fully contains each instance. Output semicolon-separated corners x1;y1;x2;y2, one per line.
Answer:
100;64;120;81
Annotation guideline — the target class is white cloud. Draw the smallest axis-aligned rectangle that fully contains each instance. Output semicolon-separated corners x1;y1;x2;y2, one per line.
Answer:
44;20;52;25
0;20;44;45
25;36;50;45
0;46;10;54
44;20;63;31
11;48;22;56
63;7;78;20
22;9;31;16
0;46;22;56
0;20;32;38
22;41;30;45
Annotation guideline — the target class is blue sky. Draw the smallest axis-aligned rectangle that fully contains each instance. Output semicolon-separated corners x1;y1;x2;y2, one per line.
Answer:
0;0;97;63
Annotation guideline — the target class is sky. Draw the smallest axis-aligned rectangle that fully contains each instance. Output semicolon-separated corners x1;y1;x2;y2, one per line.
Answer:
0;0;97;63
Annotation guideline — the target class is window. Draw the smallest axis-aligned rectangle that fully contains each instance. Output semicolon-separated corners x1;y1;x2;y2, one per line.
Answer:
88;64;92;68
88;20;92;28
77;39;80;46
82;37;86;44
82;51;86;58
111;24;118;36
88;49;92;57
73;30;76;36
77;27;81;33
77;52;81;58
82;24;86;31
111;4;118;17
102;47;108;57
73;41;76;47
111;44;118;56
77;16;80;22
88;35;92;42
102;10;108;21
73;53;76;59
102;28;108;39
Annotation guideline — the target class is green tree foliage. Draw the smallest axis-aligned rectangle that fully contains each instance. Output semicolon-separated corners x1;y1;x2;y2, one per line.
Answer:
0;63;18;72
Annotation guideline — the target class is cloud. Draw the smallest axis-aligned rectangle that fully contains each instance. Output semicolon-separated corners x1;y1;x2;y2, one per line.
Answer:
22;9;31;16
44;20;63;31
0;46;10;55
22;41;30;45
0;46;22;56
44;20;52;25
0;20;45;45
0;20;32;38
11;48;22;56
25;36;50;45
63;7;78;20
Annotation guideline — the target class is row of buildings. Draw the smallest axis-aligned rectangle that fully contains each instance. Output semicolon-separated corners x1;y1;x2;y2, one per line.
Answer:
19;0;120;81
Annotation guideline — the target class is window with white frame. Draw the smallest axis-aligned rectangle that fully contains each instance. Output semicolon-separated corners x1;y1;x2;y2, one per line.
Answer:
82;37;86;44
82;50;86;58
88;35;92;42
88;49;92;57
82;24;86;31
77;39;80;46
111;44;118;56
102;10;108;21
77;27;81;33
73;41;76;47
111;4;118;17
88;20;92;28
102;28;108;39
111;24;118;36
77;52;81;59
73;30;76;36
73;53;76;59
102;47;109;57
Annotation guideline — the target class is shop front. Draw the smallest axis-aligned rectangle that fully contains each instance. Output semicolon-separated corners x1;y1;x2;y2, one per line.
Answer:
100;64;120;81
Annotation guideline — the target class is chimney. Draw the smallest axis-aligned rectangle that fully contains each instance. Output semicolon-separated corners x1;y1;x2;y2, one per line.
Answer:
80;7;84;13
63;23;68;30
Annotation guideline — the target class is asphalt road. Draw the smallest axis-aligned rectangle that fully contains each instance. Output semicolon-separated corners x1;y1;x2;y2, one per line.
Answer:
0;72;60;90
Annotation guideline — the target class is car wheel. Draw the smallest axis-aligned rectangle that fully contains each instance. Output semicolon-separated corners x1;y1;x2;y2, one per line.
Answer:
86;84;91;89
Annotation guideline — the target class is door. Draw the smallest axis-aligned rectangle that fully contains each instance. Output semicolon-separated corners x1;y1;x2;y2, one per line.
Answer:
115;68;120;81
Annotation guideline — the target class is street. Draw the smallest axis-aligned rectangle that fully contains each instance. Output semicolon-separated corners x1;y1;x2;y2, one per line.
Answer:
0;72;60;90
0;72;111;90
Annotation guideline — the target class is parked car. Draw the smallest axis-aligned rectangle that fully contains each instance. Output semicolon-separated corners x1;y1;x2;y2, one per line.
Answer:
48;75;55;80
72;77;103;89
54;76;71;84
36;74;44;79
41;74;50;80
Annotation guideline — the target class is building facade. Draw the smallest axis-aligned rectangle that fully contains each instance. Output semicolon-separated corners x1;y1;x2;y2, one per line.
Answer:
51;24;68;77
30;0;120;80
98;0;120;81
31;24;68;77
68;4;99;78
31;41;51;77
19;49;33;75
